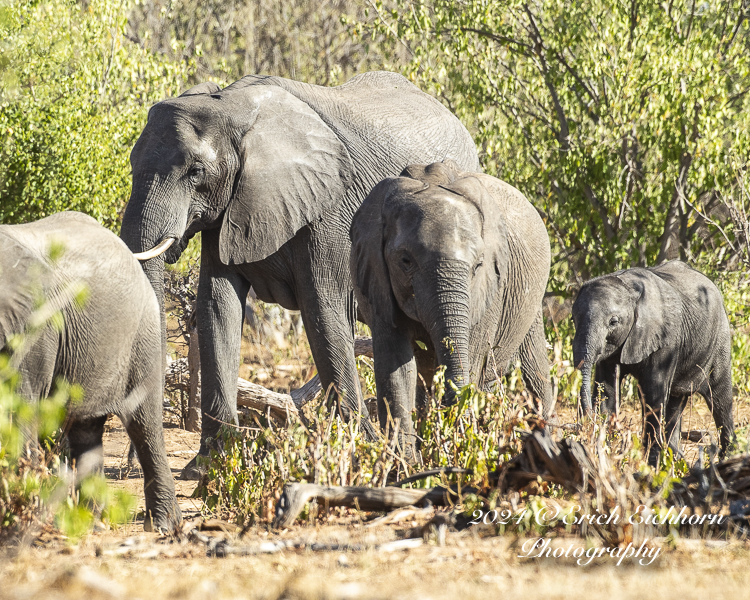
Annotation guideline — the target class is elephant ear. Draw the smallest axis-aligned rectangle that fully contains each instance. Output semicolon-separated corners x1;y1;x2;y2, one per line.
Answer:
350;178;405;329
619;268;682;364
179;81;222;97
219;86;355;264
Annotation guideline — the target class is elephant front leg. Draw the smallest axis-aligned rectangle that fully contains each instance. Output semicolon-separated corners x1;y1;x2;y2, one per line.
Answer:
185;245;250;478
639;359;676;466
371;321;418;461
518;311;554;419
594;359;619;416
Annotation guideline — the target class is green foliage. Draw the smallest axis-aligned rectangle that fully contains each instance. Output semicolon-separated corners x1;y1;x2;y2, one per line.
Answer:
200;371;534;524
416;382;520;484
0;0;192;228
361;1;750;286
199;404;393;523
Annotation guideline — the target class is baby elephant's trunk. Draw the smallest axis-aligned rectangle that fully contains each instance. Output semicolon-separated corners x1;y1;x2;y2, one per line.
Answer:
573;334;596;416
417;261;472;403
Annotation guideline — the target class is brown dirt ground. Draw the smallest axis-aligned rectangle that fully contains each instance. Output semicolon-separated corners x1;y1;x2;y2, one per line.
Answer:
3;330;750;599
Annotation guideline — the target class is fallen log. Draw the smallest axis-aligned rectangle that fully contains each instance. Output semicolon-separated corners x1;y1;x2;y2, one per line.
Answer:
496;427;597;493
166;336;374;421
274;482;466;528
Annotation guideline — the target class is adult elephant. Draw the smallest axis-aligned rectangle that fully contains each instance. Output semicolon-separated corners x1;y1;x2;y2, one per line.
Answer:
120;72;480;478
350;161;553;455
572;261;734;465
0;212;181;532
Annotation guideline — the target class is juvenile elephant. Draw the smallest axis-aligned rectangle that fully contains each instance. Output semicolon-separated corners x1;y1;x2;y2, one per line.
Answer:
350;161;554;451
0;212;181;532
572;260;734;465
119;71;480;477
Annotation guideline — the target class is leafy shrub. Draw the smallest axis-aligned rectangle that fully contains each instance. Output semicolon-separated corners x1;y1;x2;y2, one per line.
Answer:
0;0;192;229
198;372;535;524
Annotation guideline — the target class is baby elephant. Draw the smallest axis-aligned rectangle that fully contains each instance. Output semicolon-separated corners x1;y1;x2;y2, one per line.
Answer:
351;161;553;452
0;212;181;531
572;260;733;465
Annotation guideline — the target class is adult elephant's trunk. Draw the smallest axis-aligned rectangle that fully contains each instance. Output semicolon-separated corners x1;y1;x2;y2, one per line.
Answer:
120;178;184;361
416;261;472;404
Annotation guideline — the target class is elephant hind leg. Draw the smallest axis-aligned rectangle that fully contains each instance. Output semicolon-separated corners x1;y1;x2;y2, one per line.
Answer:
518;311;554;419
703;367;734;457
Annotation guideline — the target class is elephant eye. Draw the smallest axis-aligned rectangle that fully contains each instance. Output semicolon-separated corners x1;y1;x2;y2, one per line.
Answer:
187;164;204;181
609;316;620;326
401;255;413;269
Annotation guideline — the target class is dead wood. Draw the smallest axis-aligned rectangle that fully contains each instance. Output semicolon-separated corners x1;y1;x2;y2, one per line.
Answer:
273;482;467;528
672;452;750;506
495;427;597;493
273;427;598;528
166;336;374;422
681;430;711;443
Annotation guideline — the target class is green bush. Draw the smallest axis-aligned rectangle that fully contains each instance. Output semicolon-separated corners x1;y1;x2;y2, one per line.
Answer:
358;1;750;287
0;0;192;229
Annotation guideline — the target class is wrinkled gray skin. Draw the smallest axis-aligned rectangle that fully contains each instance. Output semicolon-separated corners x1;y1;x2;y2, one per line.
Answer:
0;212;181;531
351;162;554;454
572;261;734;465
119;72;480;474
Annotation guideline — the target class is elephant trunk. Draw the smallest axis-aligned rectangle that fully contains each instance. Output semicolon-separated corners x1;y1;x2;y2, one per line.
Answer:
579;359;594;416
120;178;182;361
417;261;472;403
573;330;599;416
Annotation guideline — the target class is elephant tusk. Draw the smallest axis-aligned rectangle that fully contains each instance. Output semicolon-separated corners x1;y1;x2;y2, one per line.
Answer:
132;237;176;261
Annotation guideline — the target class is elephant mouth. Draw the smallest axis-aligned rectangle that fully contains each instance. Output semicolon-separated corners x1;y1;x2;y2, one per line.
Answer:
133;237;176;261
165;234;191;264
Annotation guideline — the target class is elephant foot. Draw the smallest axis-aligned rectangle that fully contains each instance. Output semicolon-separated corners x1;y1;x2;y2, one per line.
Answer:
179;454;207;480
143;501;183;533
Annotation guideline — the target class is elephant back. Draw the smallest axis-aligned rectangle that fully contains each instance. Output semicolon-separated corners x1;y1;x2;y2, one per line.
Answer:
225;72;480;198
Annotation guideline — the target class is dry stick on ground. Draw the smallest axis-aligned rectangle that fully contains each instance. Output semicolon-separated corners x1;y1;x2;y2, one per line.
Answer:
165;337;374;421
273;483;467;528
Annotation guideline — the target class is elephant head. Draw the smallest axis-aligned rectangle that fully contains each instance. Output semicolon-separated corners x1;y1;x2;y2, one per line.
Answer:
571;268;681;414
120;80;355;340
352;161;509;398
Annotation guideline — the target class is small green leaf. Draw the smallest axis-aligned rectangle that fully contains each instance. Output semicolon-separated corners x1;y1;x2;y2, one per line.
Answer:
415;340;427;350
